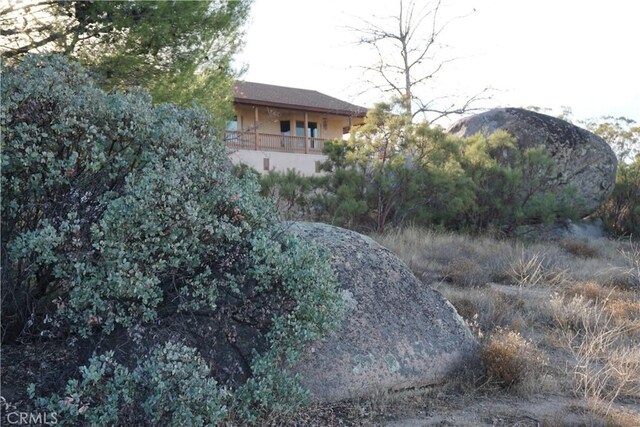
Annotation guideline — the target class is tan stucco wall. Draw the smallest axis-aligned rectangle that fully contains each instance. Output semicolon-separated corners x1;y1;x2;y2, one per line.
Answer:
233;104;362;139
229;148;328;177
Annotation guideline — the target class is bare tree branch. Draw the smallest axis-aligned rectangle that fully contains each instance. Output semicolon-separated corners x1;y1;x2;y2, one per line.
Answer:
2;31;64;58
412;86;492;121
351;0;489;123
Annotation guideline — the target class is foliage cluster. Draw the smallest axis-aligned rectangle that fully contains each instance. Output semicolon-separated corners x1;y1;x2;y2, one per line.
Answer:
262;102;580;234
30;343;228;426
581;115;639;238
598;155;640;237
1;0;251;122
582;116;640;163
1;55;342;423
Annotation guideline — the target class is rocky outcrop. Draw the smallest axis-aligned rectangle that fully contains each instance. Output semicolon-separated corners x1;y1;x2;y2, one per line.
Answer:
286;222;479;402
448;108;617;217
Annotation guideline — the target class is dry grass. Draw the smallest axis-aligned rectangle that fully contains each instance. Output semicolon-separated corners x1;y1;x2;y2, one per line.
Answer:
370;227;640;424
506;250;569;288
551;291;640;410
276;229;640;425
371;226;515;285
559;238;601;258
440;286;535;338
481;328;549;391
446;258;489;287
570;281;612;301
620;239;640;288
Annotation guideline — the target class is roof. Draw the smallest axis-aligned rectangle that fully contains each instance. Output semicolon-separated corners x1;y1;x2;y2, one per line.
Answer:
233;81;367;117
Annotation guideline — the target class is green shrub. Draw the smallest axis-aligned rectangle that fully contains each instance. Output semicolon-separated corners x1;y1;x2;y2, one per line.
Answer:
599;157;640;237
314;105;476;233
2;54;272;338
3;55;343;423
31;343;228;426
583;116;639;238
259;169;326;220
297;103;580;234
460;130;581;233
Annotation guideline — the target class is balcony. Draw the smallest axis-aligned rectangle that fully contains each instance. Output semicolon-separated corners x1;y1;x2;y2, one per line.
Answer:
224;131;329;154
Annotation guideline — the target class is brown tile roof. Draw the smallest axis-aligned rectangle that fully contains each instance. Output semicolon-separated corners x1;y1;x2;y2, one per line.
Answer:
233;81;367;117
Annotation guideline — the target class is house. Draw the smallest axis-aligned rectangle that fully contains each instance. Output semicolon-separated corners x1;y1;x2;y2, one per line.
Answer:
225;81;367;176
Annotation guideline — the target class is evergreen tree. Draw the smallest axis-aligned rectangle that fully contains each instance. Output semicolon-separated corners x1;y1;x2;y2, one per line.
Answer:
1;1;251;118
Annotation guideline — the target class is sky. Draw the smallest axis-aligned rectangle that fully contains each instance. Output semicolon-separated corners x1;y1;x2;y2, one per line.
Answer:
234;0;640;126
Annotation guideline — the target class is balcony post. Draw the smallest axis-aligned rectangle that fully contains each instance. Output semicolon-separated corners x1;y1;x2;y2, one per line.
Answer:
254;106;259;150
304;111;309;154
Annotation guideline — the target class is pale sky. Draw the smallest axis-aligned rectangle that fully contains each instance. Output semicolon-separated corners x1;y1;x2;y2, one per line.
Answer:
235;0;639;125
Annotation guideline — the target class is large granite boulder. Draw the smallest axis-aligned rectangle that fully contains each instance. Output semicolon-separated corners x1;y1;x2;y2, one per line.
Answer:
286;222;479;402
448;108;617;217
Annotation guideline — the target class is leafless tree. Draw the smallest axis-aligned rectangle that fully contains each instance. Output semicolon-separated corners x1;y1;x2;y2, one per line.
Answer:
351;0;490;123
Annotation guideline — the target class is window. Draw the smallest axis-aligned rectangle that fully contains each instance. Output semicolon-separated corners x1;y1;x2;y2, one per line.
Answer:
263;158;270;171
280;121;291;147
308;122;318;138
225;115;239;145
226;115;238;131
308;122;318;148
295;121;320;148
280;120;291;135
295;121;319;138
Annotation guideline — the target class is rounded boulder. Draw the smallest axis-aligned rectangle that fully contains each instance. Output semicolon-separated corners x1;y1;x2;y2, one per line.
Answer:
448;108;617;217
286;222;479;402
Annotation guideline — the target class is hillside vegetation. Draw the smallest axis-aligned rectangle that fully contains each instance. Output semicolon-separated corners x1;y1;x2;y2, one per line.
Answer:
260;103;639;239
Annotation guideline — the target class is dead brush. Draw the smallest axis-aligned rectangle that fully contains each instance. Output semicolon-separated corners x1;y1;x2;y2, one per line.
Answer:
619;239;640;288
604;298;640;332
559;238;600;258
570;281;611;302
551;292;640;414
569;282;640;330
506;250;568;288
481;327;549;392
439;286;528;338
446;258;489;287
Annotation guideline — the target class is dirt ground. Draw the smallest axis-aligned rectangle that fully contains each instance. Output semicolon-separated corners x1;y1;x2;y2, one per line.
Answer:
384;393;640;426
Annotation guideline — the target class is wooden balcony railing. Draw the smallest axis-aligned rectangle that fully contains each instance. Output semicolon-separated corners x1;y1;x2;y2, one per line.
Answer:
224;131;327;154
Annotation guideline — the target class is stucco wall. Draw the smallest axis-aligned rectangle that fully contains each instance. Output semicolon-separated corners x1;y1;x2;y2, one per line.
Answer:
229;148;328;177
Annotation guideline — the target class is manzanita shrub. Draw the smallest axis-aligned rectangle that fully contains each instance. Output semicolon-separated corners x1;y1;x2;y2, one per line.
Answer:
2;55;342;424
29;343;229;426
